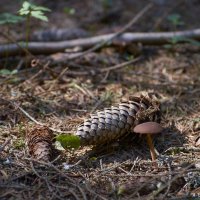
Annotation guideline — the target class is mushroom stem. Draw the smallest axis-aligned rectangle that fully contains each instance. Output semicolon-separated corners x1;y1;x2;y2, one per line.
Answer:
146;134;157;162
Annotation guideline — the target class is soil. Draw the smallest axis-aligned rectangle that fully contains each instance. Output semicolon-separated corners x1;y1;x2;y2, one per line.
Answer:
0;0;200;199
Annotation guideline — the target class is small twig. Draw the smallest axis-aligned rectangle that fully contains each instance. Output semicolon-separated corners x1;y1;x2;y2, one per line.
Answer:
117;167;131;175
30;161;65;200
72;82;94;98
0;31;33;57
0;31;53;84
12;102;72;134
25;158;78;186
69;189;81;200
159;156;173;199
77;186;88;200
100;56;141;73
13;102;43;126
30;161;53;192
57;56;142;79
25;61;50;83
149;165;194;199
127;163;194;199
0;138;11;152
164;146;200;153
83;180;107;200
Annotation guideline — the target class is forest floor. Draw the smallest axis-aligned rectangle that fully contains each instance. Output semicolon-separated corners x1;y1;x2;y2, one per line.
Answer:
0;0;200;199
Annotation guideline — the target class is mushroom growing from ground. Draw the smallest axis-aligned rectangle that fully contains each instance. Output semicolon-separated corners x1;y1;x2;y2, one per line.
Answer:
133;122;163;165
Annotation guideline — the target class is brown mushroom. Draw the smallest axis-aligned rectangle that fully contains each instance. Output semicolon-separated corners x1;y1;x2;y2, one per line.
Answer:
133;122;163;165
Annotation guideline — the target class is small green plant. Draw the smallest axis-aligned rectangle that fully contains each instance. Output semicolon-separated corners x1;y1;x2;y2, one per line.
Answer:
117;185;126;196
100;91;115;105
0;13;24;25
13;138;25;149
167;14;184;29
164;36;200;50
63;7;76;15
14;123;26;149
102;0;113;9
0;69;18;76
0;13;24;67
192;118;200;122
18;1;51;48
165;14;200;50
56;134;81;150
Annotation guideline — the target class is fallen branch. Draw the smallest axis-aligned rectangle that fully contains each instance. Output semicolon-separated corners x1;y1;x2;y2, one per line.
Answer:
1;28;200;58
55;3;152;78
0;3;152;59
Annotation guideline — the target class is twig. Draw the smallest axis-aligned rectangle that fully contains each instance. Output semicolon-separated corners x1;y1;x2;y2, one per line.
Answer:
160;156;173;199
152;0;183;30
65;3;153;61
12;102;72;134
30;161;53;192
58;56;142;78
69;189;81;200
25;158;78;185
77;186;88;200
0;138;11;152
0;31;52;83
99;56;141;73
0;31;33;57
127;163;194;199
13;102;43;126
25;61;50;83
56;4;152;79
1;28;200;57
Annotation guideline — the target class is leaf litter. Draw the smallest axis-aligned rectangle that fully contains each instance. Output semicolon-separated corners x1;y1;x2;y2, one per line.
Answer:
0;0;200;199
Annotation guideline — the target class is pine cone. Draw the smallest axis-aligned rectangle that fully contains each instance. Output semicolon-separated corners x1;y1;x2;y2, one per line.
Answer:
26;126;54;162
75;94;160;146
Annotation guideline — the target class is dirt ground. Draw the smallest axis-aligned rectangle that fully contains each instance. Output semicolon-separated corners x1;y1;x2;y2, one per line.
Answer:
0;0;200;199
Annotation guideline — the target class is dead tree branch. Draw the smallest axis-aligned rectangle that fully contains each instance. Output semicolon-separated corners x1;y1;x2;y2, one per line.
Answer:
1;29;200;57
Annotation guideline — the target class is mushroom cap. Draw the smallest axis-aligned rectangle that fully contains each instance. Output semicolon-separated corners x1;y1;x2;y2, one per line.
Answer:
133;122;163;134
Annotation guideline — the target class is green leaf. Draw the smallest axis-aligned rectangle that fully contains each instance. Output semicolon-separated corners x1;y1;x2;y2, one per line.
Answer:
193;118;200;122
0;13;24;25
164;44;172;49
167;14;184;26
102;0;113;8
167;36;200;47
22;1;31;10
0;69;18;76
63;7;76;15
19;2;30;15
18;1;51;21
117;185;126;195
168;36;186;44
0;69;11;75
90;157;97;161
19;10;29;15
181;38;200;46
31;5;51;12
31;11;48;21
56;135;81;150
